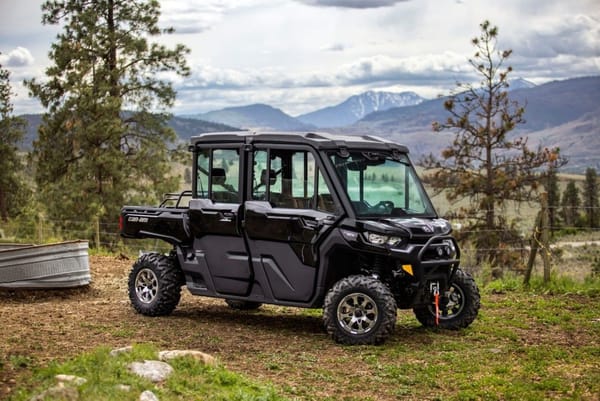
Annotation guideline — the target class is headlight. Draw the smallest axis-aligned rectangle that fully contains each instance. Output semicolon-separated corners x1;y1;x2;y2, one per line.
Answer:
366;232;403;246
367;233;387;245
442;239;457;257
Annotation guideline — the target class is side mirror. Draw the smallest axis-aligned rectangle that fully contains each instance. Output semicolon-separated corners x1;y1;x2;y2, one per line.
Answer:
260;169;277;185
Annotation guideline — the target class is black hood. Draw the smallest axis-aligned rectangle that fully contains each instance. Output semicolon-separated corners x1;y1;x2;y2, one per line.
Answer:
381;217;452;237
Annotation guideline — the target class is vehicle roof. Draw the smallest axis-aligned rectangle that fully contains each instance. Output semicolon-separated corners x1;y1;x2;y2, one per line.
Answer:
190;131;410;153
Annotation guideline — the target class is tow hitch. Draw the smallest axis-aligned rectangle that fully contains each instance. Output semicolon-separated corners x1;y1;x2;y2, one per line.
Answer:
430;282;440;326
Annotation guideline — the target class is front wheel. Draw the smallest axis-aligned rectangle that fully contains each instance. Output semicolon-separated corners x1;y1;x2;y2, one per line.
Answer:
128;253;184;316
413;269;480;329
323;275;397;345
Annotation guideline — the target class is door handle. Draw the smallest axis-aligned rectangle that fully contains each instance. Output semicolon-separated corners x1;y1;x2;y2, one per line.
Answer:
302;218;322;230
219;211;235;222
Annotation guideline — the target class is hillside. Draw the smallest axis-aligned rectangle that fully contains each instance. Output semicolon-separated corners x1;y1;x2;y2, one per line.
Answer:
14;76;599;173
347;76;600;172
17;114;240;150
187;103;313;131
296;90;425;128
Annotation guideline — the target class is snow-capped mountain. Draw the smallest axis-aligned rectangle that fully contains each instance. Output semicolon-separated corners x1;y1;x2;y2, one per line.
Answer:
296;91;426;128
508;78;537;91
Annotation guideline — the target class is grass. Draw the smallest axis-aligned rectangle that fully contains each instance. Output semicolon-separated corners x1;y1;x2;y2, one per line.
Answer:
2;255;599;401
485;272;600;296
8;344;285;401
11;280;600;401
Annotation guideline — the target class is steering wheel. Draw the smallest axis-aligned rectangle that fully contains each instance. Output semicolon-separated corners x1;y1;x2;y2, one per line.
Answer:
373;201;394;212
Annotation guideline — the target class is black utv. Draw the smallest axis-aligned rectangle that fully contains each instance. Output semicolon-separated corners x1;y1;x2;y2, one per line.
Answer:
120;131;480;345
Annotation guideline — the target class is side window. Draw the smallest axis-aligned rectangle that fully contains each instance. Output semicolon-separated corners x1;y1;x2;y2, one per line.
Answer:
252;149;336;213
316;170;336;213
196;149;210;198
195;148;240;203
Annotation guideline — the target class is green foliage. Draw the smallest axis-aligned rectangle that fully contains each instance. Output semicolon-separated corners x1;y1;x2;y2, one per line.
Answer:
593;256;600;277
0;58;31;222
10;344;286;401
561;180;582;227
422;20;564;266
484;272;600;296
544;165;561;234
25;0;190;246
583;167;599;228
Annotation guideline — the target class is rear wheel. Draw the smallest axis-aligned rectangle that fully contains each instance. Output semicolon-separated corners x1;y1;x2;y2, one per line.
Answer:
128;253;184;316
323;275;397;345
413;269;480;329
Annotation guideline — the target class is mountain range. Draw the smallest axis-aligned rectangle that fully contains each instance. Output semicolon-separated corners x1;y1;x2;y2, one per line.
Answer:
183;90;426;130
345;76;600;172
16;76;600;173
179;76;599;172
18;114;240;150
296;91;425;128
186;104;314;131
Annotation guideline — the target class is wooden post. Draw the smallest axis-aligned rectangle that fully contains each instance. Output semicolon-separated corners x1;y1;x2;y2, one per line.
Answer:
540;193;551;283
37;213;44;244
524;212;541;286
95;215;101;250
524;192;552;285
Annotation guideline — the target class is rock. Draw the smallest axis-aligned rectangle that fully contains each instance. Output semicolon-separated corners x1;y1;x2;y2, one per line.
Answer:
55;374;87;386
129;360;173;383
140;390;159;401
158;350;216;366
30;385;78;401
116;384;131;392
110;345;133;357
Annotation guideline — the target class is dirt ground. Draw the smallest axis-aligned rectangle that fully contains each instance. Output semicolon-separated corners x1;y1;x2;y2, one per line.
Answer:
0;255;357;399
1;255;598;400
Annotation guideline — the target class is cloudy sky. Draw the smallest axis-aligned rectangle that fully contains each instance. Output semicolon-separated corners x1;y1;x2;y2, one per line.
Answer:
1;0;599;116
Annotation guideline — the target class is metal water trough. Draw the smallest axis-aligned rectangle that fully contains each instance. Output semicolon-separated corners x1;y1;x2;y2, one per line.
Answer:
0;241;91;289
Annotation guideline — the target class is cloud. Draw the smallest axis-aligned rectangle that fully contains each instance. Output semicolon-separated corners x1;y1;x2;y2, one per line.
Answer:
334;53;473;85
159;0;240;34
321;43;347;52
179;53;475;92
510;15;600;59
169;51;481;114
0;47;34;67
296;0;409;8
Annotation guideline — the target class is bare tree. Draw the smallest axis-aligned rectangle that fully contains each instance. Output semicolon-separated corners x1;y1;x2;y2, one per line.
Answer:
422;21;563;265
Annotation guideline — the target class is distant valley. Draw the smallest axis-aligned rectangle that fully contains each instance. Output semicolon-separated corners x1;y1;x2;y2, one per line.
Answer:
17;76;600;173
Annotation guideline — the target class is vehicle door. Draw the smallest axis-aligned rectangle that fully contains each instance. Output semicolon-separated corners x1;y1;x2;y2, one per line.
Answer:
243;146;340;302
188;146;252;296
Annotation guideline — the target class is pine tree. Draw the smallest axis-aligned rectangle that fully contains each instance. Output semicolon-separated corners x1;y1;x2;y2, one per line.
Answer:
544;164;561;235
0;58;28;222
583;167;599;228
561;181;581;227
25;0;190;243
422;21;564;265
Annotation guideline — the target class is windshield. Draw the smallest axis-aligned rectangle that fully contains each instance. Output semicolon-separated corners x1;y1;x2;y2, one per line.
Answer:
329;151;436;218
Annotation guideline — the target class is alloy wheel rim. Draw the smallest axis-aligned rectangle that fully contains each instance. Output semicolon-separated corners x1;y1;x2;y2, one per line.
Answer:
430;284;465;320
337;292;379;334
135;268;159;304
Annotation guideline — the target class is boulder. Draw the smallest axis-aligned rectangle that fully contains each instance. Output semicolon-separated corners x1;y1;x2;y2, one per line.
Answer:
128;360;173;383
158;350;216;366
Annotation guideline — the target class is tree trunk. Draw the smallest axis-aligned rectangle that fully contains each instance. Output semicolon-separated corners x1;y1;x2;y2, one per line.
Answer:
0;188;7;222
540;193;551;283
106;0;119;98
